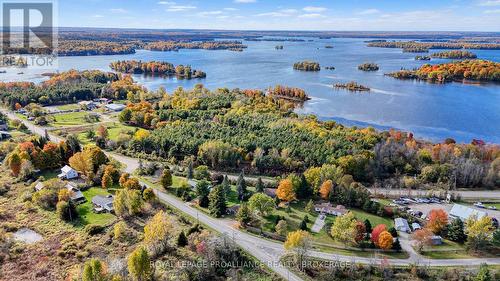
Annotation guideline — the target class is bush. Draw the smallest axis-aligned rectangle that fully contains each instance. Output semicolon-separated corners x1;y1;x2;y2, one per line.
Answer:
85;224;105;236
194;165;210;180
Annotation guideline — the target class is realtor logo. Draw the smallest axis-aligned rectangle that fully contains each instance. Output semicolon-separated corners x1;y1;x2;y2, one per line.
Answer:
1;1;57;68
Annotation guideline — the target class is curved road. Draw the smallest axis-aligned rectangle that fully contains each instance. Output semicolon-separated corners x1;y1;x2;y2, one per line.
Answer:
3;109;500;281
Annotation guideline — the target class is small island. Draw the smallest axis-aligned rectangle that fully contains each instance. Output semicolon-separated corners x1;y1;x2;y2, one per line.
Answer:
325;66;335;70
275;45;284;50
325;45;334;49
266;85;310;101
415;55;431;61
358;63;379;71
293;61;321;71
110;60;206;79
386;59;500;83
334;81;370;92
430;50;477;59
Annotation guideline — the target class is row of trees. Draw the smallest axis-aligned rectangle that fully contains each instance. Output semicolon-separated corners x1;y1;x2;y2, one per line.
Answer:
431;50;477;59
367;40;500;50
293;61;321;71
144;40;247;52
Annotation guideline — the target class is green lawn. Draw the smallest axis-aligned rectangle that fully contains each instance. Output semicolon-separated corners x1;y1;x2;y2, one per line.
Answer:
106;122;136;141
75;187;116;227
56;104;80;111
350;209;394;228
51;112;91;127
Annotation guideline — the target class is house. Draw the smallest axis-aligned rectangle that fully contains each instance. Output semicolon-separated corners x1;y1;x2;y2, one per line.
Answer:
431;235;443;245
94;98;111;104
34;182;45;191
411;222;422;231
105;104;126;112
0;131;11;140
314;202;348;216
58;165;79;180
0;123;8;131
449;204;487;222
78;100;98;110
92;195;114;213
395;218;411;233
263;188;277;198
66;183;86;204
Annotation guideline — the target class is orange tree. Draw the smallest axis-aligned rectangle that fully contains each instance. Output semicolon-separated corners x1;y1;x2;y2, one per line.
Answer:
319;180;333;199
276;179;296;202
371;224;387;246
378;231;394;250
427;209;448;234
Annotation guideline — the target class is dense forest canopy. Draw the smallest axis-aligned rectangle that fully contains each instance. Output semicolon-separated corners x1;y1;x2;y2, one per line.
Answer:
293;61;321;71
387;60;500;83
430;50;477;59
367;41;500;50
144;41;247;52
110;60;206;79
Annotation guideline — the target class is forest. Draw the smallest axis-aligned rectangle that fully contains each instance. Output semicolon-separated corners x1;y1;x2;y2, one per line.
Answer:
367;41;500;50
357;63;379;71
266;85;309;101
430;50;477;59
293;61;321;71
110;60;206;79
111;84;500;190
144;40;247;52
57;40;138;56
334;82;370;92
387;60;500;83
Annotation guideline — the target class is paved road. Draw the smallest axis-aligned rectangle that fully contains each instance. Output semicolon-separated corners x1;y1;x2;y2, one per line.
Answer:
3;108;500;277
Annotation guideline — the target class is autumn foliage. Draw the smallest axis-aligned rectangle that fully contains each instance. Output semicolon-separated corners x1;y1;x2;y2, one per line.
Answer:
276;179;296;202
371;224;387;246
319;180;333;199
377;231;394;250
427;209;449;234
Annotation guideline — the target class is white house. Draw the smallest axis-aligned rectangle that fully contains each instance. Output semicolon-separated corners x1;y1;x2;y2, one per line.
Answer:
395;218;411;233
34;182;45;191
449;204;487;222
58;165;79;180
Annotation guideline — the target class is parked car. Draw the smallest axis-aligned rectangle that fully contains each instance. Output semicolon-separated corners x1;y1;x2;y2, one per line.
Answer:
488;206;497;210
474;202;485;208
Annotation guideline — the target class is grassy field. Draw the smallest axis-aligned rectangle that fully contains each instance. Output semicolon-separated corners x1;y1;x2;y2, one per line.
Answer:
51;112;91;127
75;187;117;227
350;209;394;227
76;122;136;144
56;104;80;111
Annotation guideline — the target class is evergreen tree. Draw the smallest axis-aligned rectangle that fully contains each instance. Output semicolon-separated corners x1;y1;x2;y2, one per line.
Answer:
82;258;107;281
236;203;251;225
127;247;152;281
56;200;78;222
364;219;372;235
299;218;308;231
305;199;314;214
493;230;500;247
236;171;247;201
392;238;402;252
160;168;172;189
208;185;227;218
177;231;188;247
296;174;311;199
222;175;231;195
187;161;194;179
196;180;211;208
447;218;467;243
255;177;264;192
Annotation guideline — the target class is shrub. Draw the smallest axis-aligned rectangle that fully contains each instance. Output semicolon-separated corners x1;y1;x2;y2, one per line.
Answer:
85;224;105;236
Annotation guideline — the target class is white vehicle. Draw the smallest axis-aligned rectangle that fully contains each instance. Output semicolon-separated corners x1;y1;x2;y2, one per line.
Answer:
488;206;497;210
474;202;485;208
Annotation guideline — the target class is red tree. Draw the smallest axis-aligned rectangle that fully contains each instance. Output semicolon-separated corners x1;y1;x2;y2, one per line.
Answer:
371;224;387;246
427;209;448;234
355;221;367;244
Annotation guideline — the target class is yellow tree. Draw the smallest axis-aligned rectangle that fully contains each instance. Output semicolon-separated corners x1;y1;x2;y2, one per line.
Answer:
330;212;357;245
276;179;296;202
319;180;333;199
284;230;311;269
69;152;92;176
465;215;494;252
144;210;172;255
378;231;394;250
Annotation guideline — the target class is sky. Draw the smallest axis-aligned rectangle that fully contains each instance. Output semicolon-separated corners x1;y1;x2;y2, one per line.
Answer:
53;0;500;31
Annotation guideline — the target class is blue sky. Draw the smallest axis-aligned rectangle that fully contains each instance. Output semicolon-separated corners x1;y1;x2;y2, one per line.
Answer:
56;0;500;31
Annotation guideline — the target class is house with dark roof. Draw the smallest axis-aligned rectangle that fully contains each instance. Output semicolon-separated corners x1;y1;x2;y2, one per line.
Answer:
314;202;348;216
66;183;86;204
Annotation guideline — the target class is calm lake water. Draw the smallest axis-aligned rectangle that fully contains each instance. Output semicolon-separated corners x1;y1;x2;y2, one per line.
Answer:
2;38;500;143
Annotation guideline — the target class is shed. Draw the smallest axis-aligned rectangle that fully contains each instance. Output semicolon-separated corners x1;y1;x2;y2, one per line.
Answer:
66;183;86;204
105;104;126;112
431;235;443;245
394;218;410;233
411;222;421;231
34;182;45;191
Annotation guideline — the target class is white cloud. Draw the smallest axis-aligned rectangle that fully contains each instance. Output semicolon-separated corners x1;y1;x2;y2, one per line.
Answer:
198;11;223;16
484;8;500;13
92;14;104;18
256;9;298;17
357;9;380;15
234;0;256;3
157;1;175;5
478;0;500;6
223;8;238;11
303;6;327;13
298;13;326;18
166;5;196;12
110;8;128;14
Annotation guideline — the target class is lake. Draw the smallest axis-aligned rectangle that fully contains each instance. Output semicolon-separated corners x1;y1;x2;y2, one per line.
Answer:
2;38;499;143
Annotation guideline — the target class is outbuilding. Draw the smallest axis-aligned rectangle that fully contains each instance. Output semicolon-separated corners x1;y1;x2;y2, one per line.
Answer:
394;218;410;233
449;204;487;222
